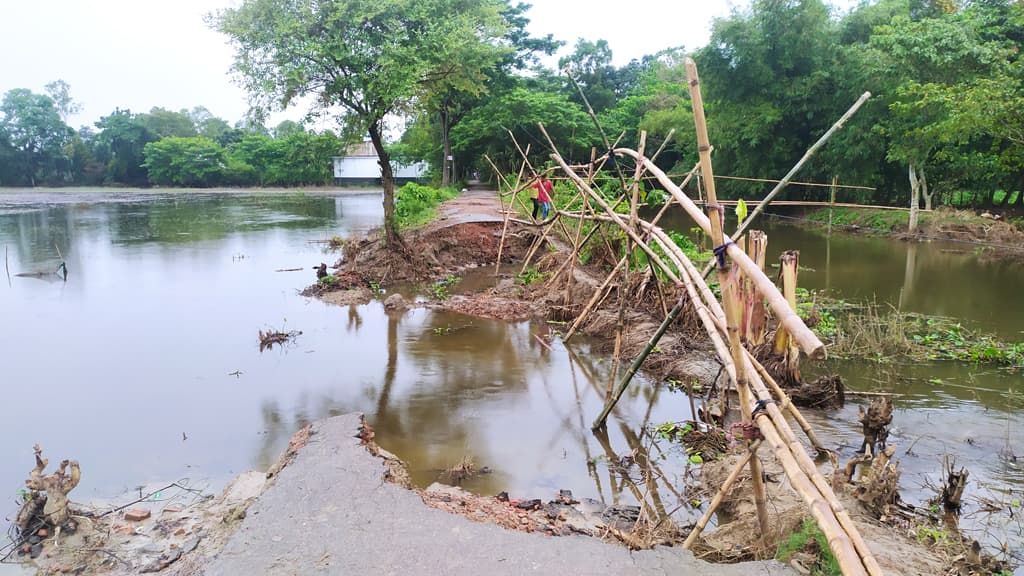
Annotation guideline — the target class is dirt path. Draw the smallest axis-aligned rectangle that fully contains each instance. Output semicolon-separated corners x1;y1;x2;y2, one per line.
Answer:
422;183;506;232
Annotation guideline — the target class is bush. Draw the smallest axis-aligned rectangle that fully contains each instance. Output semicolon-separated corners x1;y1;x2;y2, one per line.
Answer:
395;183;459;228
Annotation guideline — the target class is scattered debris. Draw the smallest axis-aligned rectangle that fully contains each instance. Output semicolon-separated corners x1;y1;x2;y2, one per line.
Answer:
257;327;301;351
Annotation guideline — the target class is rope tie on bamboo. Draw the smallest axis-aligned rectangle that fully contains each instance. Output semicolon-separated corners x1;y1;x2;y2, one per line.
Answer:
751;398;776;420
712;240;735;267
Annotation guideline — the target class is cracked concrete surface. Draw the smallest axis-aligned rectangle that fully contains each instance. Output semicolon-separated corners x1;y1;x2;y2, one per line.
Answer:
203;413;794;576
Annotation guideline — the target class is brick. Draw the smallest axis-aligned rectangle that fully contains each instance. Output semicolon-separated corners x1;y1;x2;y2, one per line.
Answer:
124;508;151;522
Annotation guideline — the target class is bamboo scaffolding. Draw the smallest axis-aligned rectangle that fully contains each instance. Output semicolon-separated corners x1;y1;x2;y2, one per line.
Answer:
548;178;876;573
685;56;771;542
507;59;879;576
614;147;826;360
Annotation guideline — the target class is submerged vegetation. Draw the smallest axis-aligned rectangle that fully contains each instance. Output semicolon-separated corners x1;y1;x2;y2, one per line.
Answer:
797;288;1024;368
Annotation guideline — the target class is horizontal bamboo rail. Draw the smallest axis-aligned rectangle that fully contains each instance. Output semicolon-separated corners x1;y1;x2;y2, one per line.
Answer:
706;200;922;212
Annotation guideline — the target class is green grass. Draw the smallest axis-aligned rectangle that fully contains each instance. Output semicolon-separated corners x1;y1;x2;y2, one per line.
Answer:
776;519;841;576
394;183;460;229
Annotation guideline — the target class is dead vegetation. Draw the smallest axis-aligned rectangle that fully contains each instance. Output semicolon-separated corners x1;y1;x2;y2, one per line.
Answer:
257;327;301;351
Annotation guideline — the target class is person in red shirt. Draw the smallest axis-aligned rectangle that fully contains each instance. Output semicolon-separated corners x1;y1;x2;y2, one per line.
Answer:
532;173;554;220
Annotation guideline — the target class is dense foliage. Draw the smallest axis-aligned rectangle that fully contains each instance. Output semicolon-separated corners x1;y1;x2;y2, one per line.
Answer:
2;0;1022;210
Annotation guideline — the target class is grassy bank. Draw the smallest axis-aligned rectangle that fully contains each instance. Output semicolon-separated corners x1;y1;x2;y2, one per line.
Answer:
394;183;460;229
802;206;1024;246
796;288;1024;369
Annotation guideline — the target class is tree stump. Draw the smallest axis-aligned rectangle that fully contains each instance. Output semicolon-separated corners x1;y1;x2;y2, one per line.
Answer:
940;457;969;511
858;397;893;456
18;444;80;540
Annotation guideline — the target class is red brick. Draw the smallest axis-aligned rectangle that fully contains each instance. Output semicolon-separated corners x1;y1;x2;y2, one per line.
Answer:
124;508;151;522
163;504;185;513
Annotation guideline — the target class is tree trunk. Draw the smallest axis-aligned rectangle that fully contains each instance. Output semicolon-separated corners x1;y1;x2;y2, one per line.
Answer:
440;109;451;187
919;167;932;211
368;122;401;248
908;162;921;233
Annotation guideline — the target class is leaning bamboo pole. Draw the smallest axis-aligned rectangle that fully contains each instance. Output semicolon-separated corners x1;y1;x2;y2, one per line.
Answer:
699;90;872;281
492;152;531;276
681;440;760;548
614;147;826;360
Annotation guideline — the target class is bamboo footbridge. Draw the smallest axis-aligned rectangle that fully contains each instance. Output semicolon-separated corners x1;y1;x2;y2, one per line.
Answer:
487;60;882;576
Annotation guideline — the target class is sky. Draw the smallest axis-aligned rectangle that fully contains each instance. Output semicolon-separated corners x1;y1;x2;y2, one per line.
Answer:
0;0;840;131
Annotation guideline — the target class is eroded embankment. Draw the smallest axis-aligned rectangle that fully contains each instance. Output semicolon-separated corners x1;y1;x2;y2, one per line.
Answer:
300;201;1019;575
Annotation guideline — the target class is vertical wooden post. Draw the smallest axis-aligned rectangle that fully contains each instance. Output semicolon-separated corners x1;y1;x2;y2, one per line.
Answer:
828;175;837;235
685;57;771;540
774;251;801;383
744;230;768;346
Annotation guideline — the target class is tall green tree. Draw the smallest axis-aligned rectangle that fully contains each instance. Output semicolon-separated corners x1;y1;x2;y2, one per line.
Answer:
214;0;510;247
0;88;71;186
95;109;157;185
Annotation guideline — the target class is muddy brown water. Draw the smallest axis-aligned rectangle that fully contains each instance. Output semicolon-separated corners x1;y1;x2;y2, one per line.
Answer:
1;191;1021;571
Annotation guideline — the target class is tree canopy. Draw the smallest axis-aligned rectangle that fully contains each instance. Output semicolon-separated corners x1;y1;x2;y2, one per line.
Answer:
3;0;1023;212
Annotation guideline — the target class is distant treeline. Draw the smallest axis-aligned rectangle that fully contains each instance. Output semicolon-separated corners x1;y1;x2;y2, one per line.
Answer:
3;0;1023;207
0;95;344;187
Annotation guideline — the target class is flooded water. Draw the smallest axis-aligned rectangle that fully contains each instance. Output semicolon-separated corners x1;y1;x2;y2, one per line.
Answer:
2;191;1022;571
658;209;1024;565
0;190;697;571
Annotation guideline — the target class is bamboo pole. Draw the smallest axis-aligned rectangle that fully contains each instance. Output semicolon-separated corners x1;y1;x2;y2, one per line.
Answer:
682;441;760;549
592;295;684;429
494;152;531;276
829;175;838;235
614;147;826;360
703;90;872;277
685;56;771;541
607;131;647;400
773;251;801;384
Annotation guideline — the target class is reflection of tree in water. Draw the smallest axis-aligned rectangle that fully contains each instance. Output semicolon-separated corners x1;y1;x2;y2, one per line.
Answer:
105;195;339;245
2;208;76;270
346;305;362;332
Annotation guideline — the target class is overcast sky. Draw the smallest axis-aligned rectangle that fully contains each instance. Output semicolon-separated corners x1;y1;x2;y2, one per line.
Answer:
0;1;848;130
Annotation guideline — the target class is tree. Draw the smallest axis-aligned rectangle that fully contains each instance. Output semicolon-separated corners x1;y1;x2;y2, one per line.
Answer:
694;0;837;197
143;137;226;187
0;88;71;186
559;39;617;113
450;87;597;169
44;80;81;124
190;106;234;143
214;0;510;247
95;109;157;185
139;107;198;138
406;1;561;185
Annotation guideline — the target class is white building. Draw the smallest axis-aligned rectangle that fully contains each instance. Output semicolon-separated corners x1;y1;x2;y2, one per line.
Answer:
332;141;428;185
